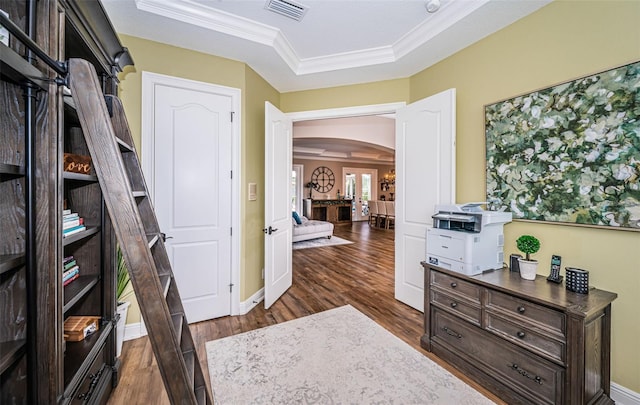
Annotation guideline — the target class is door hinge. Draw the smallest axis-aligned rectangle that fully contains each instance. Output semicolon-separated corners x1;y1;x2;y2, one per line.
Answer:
229;283;234;293
230;111;235;122
230;170;233;179
230;227;232;236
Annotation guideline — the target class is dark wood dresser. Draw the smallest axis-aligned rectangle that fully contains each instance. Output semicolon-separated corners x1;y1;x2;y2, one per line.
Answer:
421;263;617;405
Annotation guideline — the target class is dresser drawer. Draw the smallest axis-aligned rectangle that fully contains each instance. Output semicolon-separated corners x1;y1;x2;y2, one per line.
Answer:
69;345;107;404
486;289;566;337
486;313;565;365
431;290;481;326
432;308;564;405
431;271;481;303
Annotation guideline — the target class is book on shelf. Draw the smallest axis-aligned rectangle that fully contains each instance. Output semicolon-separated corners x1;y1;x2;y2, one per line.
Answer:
62;209;72;216
63;217;84;229
63;272;80;286
63;267;79;282
63;225;86;237
63;259;77;270
63;212;80;220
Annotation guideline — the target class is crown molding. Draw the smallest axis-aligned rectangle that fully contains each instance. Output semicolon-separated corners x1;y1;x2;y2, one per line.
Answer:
135;0;490;76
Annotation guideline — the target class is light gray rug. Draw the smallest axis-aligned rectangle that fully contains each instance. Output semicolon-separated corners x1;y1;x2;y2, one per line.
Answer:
292;235;353;250
206;305;494;404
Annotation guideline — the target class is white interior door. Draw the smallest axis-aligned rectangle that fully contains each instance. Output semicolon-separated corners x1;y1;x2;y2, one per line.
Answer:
395;89;456;311
264;102;293;309
148;75;233;323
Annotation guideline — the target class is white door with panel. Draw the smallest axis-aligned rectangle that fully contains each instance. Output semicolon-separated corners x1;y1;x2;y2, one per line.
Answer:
344;168;377;221
264;102;293;308
395;89;456;311
146;74;233;323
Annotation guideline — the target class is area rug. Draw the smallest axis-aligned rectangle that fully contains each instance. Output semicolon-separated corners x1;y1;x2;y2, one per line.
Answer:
205;305;494;404
292;235;353;250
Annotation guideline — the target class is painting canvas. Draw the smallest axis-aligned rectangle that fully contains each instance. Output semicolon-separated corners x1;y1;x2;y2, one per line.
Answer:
485;61;640;231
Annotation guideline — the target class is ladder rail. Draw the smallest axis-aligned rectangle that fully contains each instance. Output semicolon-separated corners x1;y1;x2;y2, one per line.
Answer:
68;58;212;404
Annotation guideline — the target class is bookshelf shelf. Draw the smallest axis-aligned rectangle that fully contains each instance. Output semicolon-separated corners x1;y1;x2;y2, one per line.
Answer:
63;275;100;313
63;171;98;182
62;226;100;247
0;42;49;91
0;163;25;181
0;253;25;276
0;340;26;375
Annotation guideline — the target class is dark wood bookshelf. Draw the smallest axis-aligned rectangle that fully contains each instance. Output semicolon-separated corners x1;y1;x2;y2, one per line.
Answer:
0;1;133;402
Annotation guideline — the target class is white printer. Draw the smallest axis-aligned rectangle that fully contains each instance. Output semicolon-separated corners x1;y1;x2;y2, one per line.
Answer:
426;203;512;276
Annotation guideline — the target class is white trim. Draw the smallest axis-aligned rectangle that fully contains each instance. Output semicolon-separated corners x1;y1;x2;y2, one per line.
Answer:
612;383;640;405
292;164;304;215
141;71;242;317
239;287;264;315
123;320;147;341
287;102;406;122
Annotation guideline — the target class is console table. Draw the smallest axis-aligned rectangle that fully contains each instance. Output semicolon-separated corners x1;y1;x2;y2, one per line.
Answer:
303;199;352;224
421;263;617;405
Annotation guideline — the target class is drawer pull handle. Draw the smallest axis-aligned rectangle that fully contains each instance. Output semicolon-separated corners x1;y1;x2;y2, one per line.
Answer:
450;302;458;308
509;363;543;385
442;326;462;339
517;306;526;313
450;282;457;288
516;331;526;338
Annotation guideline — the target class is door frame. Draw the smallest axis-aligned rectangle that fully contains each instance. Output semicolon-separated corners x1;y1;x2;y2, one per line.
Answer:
292;164;304;214
141;71;242;316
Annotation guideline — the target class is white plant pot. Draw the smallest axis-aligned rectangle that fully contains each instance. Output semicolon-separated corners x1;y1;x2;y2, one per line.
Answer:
116;301;131;357
518;259;538;280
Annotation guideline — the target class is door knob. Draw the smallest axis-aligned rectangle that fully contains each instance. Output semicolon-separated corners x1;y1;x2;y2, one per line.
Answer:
262;226;278;235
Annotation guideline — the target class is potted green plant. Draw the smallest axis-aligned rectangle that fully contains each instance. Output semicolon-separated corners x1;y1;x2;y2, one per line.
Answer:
116;247;131;356
516;235;540;280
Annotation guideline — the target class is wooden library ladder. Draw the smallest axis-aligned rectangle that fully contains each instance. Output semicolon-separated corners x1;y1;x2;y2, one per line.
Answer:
68;58;213;405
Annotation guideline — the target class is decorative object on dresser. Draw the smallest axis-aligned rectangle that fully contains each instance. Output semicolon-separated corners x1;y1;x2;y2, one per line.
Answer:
421;262;617;404
515;234;541;280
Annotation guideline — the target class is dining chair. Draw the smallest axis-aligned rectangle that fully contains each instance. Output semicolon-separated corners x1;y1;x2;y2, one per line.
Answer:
384;201;395;229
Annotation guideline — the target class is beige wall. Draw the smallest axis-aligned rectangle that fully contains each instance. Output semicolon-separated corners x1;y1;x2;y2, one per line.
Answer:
409;1;640;391
281;78;410;112
115;0;639;392
243;66;280;299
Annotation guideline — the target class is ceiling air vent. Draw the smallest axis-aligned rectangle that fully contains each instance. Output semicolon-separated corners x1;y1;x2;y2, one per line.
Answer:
265;0;308;22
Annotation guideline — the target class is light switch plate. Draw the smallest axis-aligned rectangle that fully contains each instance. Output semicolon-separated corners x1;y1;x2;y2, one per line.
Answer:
248;183;257;201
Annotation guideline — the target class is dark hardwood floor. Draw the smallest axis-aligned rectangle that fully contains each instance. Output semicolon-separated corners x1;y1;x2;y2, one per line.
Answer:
108;221;503;404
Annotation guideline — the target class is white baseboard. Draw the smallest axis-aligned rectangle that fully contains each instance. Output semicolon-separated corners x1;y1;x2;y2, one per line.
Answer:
612;382;640;405
123;320;147;341
123;288;265;342
239;287;264;315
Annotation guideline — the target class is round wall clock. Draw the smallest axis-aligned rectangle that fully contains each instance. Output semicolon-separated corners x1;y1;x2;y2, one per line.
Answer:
311;166;335;193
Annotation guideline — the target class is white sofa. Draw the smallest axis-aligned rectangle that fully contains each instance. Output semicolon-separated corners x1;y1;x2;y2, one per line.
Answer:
292;216;334;242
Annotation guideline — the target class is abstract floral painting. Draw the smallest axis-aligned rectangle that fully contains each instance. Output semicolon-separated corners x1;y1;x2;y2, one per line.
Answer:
485;61;640;230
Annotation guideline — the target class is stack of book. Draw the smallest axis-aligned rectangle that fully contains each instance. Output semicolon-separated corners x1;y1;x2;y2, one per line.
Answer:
63;256;80;286
63;209;86;237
